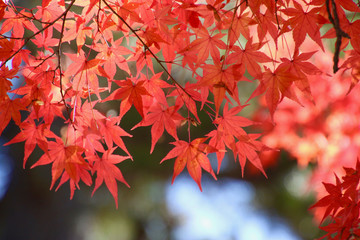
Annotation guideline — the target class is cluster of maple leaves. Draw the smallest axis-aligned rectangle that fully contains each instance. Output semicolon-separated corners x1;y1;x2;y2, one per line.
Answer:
0;0;360;236
310;161;360;240
253;34;360;240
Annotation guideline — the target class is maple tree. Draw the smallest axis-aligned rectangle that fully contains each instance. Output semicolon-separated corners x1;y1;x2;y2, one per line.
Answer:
1;0;360;238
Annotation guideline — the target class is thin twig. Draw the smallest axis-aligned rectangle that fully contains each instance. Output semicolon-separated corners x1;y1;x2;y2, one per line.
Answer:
55;0;77;128
326;0;350;73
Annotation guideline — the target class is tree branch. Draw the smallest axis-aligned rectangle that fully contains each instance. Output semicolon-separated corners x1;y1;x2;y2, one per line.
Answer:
326;0;350;73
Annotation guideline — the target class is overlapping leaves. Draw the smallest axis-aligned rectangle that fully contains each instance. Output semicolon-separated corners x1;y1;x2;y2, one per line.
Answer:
0;0;359;213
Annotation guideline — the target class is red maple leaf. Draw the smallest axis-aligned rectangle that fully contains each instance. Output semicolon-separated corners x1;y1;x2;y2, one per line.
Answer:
88;147;130;208
132;102;184;153
181;27;226;66
161;138;217;190
227;38;273;79
31;27;58;51
0;64;18;99
169;82;202;123
104;78;151;118
0;0;6;21
94;37;132;79
31;137;91;196
208;103;254;171
0;8;37;38
310;161;360;239
310;175;347;223
0;98;28;135
64;51;106;99
99;116;132;157
249;65;300;119
278;50;321;101
0;38;16;61
228;11;255;47
281;1;324;50
235;133;268;178
198;63;243;114
4;118;54;168
341;49;360;94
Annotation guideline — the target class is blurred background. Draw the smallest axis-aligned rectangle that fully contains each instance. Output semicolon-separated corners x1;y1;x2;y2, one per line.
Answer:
0;0;326;239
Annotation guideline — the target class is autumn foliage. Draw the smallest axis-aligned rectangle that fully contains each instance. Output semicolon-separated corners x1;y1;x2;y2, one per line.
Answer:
310;161;360;240
1;0;360;237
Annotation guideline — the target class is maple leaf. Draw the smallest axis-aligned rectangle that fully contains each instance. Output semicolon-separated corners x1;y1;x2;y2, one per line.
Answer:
64;51;106;98
4;119;54;168
132;102;184;153
181;27;226;66
0;38;15;61
310;175;346;223
129;43;157;75
228;11;255;47
0;8;37;38
111;0;143;25
256;9;280;43
341;48;360;94
0;98;28;135
341;160;360;198
322;12;360;51
138;27;168;49
94;37;132;78
161;138;217;191
34;0;66;24
198;63;243;114
99;117;133;157
141;72;172;107
278;50;321;101
88;147;130;208
0;64;18;99
0;0;6;21
208;103;254;171
31;137;91;194
281;1;324;50
34;95;65;124
31;27;58;51
168;82;202;123
144;3;178;33
55;165;92;200
176;0;202;28
249;66;300;119
310;162;360;240
235;134;268;178
104;78;151;118
227;39;273;79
